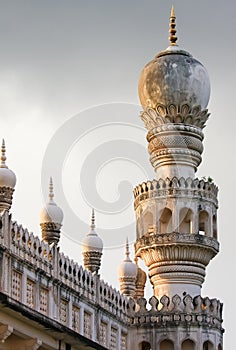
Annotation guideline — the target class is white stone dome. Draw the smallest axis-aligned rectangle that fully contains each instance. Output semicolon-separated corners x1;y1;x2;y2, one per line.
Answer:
40;178;63;224
118;241;137;278
0;140;16;188
82;209;103;253
82;232;103;253
40;203;63;224
138;7;210;111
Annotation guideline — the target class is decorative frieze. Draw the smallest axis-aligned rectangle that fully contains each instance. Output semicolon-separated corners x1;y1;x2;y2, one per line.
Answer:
141;104;210;130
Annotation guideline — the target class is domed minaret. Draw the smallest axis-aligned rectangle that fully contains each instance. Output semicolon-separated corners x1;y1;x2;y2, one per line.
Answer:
134;257;147;299
135;5;219;303
118;239;137;297
82;209;103;274
0;139;16;212
40;177;63;245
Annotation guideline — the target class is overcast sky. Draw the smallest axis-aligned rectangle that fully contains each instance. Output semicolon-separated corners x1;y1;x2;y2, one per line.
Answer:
0;1;235;348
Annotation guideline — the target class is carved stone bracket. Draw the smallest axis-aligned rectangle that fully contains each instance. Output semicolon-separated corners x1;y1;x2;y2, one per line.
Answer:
0;324;13;342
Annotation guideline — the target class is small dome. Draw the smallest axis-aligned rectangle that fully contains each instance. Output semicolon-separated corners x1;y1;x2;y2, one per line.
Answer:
138;7;210;110
118;240;137;278
82;209;103;253
0;140;16;188
40;178;63;224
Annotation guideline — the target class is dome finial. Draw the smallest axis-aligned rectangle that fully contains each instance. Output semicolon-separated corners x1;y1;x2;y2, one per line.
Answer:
169;5;178;46
1;139;7;168
91;208;95;230
49;176;54;203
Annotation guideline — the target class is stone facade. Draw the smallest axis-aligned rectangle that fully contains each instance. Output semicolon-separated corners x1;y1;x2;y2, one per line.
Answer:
0;7;224;350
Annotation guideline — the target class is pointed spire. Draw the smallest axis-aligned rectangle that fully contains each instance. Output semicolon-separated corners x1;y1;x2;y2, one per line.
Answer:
125;238;131;261
90;208;95;230
1;139;7;168
169;5;178;46
49;177;54;203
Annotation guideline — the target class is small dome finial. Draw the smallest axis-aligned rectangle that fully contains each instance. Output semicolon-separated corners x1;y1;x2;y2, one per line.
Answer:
91;208;95;230
169;5;178;46
1;139;7;168
49;177;54;202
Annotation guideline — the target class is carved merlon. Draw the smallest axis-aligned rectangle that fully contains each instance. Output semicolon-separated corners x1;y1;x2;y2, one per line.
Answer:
128;294;223;332
134;176;218;209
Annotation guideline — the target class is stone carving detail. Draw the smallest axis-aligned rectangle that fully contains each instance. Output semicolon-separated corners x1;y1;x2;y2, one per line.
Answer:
11;270;21;301
134;176;218;209
99;322;107;347
26;279;35;308
59;299;68;325
39;288;48;315
141;104;210;130
40;222;61;245
135;232;219;254
0;187;14;211
84;312;92;339
129;294;223;331
110;327;118;350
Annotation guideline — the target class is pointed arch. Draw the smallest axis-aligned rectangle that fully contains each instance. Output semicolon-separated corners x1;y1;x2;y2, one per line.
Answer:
203;341;214;350
143;210;154;236
182;339;195;350
139;341;151;350
179;207;193;233
213;214;217;239
199;210;210;236
160;339;174;350
159;208;172;233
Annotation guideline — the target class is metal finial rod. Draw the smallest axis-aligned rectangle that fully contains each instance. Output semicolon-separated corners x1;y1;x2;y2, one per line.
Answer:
91;208;95;230
169;5;178;46
1;139;7;168
49;177;54;202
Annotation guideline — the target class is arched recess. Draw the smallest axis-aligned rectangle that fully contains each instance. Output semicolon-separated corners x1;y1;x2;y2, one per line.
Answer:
179;208;193;233
160;339;174;350
143;210;154;236
159;208;172;234
213;214;217;239
182;339;195;350
139;341;151;350
203;341;214;350
198;210;210;236
218;344;223;350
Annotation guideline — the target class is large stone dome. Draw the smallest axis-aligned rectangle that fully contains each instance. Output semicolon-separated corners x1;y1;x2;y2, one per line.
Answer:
138;46;210;110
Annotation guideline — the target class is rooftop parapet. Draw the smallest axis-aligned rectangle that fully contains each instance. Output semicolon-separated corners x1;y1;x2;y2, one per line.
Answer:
128;294;223;331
